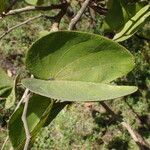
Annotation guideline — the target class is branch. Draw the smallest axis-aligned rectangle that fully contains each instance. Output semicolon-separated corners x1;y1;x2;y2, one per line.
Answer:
121;122;150;150
121;122;140;143
68;0;91;30
21;94;31;150
0;3;66;20
0;15;42;40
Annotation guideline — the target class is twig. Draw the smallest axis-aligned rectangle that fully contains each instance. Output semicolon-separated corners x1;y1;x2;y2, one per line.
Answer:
121;122;139;142
121;122;150;150
0;3;66;20
68;0;91;30
15;88;30;111
20;75;34;150
0;15;42;40
21;94;31;150
124;99;144;125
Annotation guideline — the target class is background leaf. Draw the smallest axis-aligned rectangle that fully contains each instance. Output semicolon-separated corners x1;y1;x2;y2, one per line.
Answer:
105;0;124;31
101;0;147;33
9;95;54;150
5;75;19;109
0;67;13;97
113;4;150;42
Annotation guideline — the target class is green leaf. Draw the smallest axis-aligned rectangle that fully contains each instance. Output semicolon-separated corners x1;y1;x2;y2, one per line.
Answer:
0;67;13;89
25;0;44;5
113;4;150;42
0;67;13;97
24;31;137;101
22;79;137;102
120;0;146;21
9;95;54;150
26;31;135;83
5;75;19;109
105;0;125;30
101;0;147;33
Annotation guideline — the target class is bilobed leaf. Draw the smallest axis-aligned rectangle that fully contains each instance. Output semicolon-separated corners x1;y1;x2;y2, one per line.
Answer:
5;75;19;109
10;31;137;149
9;95;54;150
22;79;137;102
113;4;150;42
24;31;137;101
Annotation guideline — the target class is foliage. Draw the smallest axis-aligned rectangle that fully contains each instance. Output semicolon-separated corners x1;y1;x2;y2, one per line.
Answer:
101;0;147;33
113;4;150;42
0;0;149;150
9;95;53;149
9;30;137;149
